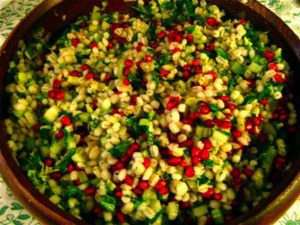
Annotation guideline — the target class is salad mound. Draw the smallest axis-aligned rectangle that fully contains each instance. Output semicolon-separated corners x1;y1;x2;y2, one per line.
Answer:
4;0;297;224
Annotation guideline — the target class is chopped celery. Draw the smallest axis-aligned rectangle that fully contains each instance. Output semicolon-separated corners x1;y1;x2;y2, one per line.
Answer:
192;205;208;217
211;209;225;224
44;105;60;122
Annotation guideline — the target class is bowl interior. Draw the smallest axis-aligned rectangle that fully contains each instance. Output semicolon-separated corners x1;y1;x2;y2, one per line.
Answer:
0;0;299;225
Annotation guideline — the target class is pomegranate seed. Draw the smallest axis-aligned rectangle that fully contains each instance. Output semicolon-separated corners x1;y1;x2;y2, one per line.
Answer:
80;22;87;27
189;111;200;120
192;157;201;165
115;191;123;197
192;59;200;67
274;74;284;83
180;159;187;167
53;79;61;89
48;90;56;99
227;103;237;111
182;65;191;71
220;95;230;102
124;175;134;186
143;157;151;168
93;206;102;215
204;119;215;128
85;186;96;196
269;63;278;71
213;193;223;201
80;64;90;71
130;143;140;152
203;139;212;150
145;54;153;62
55;91;65;100
180;201;191;209
263;50;275;60
159;69;169;77
67;164;74;173
253;117;262;126
155;179;167;190
200;149;210;160
231;168;241;178
225;215;234;222
130;95;138;105
206;17;219;27
75;165;83;171
61;115;72;126
55;130;64;139
186;34;194;43
185;165;195;178
207;71;218;79
158;187;169;195
199;106;210;114
219;120;232;129
89;41;98;49
123;78;131;86
180;138;193;147
44;158;54;167
205;42;215;51
158;31;167;39
191;147;201;157
116;211;126;223
138;180;149;190
71;70;80;77
50;172;62;180
133;187;142;195
71;38;80;47
85;71;95;80
259;98;268;105
167;157;182;166
243;168;254;177
104;73;112;81
245;120;253;131
182;71;190;79
108;41;114;49
123;67;131;76
166;100;179;110
232;129;242;138
202;188;214;199
124;59;133;68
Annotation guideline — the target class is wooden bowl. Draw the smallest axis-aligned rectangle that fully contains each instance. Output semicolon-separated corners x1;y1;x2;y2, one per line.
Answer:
0;0;299;224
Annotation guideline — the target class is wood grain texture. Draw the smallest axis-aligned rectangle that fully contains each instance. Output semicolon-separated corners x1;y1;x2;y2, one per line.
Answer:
0;0;299;225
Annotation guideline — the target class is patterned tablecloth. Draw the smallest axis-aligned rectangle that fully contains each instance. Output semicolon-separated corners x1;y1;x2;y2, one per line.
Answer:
0;0;299;224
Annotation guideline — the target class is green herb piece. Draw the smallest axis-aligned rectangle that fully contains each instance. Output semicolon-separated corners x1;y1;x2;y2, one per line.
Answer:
202;159;214;167
56;149;76;173
197;175;209;185
98;195;117;212
108;141;131;158
216;47;229;60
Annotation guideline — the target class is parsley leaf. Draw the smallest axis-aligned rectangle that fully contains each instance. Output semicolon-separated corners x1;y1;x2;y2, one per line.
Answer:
108;141;130;158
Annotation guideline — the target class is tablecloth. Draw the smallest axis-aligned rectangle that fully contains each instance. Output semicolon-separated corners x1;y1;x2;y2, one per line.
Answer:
0;0;299;224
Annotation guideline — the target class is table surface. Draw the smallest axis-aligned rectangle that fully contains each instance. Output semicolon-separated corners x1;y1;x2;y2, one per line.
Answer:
0;0;299;224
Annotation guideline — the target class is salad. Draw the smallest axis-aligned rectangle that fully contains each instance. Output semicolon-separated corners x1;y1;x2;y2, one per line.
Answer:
4;0;297;224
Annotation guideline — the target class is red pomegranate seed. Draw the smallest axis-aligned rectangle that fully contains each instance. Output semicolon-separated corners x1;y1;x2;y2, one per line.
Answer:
93;206;102;215
143;157;151;168
203;139;212;150
116;211;126;223
166;100;179;110
71;38;80;47
180;159;187;167
70;70;80;77
85;71;95;80
89;41;98;49
202;188;214;199
225;215;234;222
44;158;54;167
130;95;138;105
231;168;241;178
55;91;65;100
61;115;72;126
192;59;200;67
145;54;153;62
32;123;41;132
204;119;215;128
262;50;275;60
206;17;219;27
180;138;193;147
213;193;223;201
205;42;215;51
81;64;90;71
219;120;232;129
138;180;149;190
243;168;254;177
123;67;131;76
50;172;62;180
158;31;167;39
259;98;268;105
155;179;167;190
67;164;74;173
133;187;142;195
123;78;131;86
220;95;230;102
53;79;61;89
207;71;218;79
167;157;182;166
191;156;201;165
191;147;201;157
55;130;64;139
253;117;262;126
108;41;114;49
186;34;194;43
48;90;56;99
269;63;278;71
130;143;140;152
232;129;242;138
115;191;123;197
274;74;284;83
189;111;200;120
85;186;96;196
124;59;133;68
104;73;112;81
124;175;134;186
200;149;210;160
185;165;195;178
183;65;191;71
159;69;170;77
199;106;210;114
227;103;237;111
180;201;191;209
158;187;169;195
245;120;253;131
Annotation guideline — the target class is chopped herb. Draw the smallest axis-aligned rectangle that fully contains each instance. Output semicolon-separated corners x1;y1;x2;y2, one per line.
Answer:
98;195;117;212
108;141;131;158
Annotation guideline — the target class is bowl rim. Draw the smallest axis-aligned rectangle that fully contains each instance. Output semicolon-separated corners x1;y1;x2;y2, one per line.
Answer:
0;0;299;225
